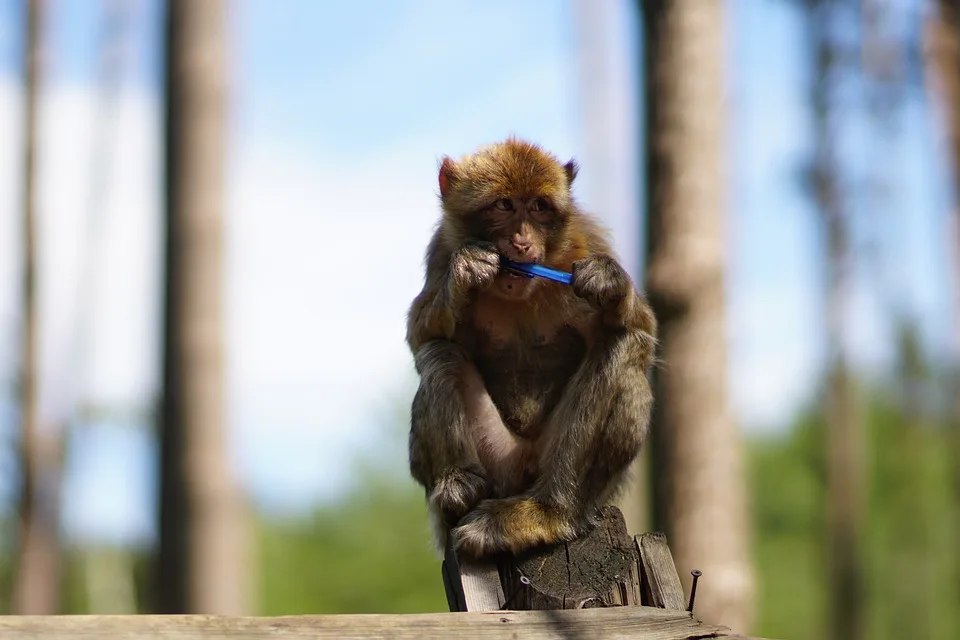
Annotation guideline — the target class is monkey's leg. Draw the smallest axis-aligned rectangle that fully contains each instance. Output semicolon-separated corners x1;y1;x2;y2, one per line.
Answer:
451;332;652;557
410;339;530;551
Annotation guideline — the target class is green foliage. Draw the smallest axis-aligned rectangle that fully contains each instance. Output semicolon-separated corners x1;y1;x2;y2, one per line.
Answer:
253;396;449;615
256;475;448;615
749;411;828;640
749;391;960;640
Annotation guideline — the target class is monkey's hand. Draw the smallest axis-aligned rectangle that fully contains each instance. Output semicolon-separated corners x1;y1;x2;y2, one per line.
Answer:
572;254;655;334
406;242;500;352
572;253;632;309
452;496;579;558
449;241;500;295
430;466;492;527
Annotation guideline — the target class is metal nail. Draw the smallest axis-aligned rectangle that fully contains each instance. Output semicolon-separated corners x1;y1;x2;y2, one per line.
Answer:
687;569;702;613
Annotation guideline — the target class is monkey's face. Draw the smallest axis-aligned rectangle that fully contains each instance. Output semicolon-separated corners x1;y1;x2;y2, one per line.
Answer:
437;138;580;301
481;196;562;299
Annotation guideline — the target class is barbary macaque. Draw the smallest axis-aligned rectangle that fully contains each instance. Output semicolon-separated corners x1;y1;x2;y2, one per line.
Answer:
406;138;657;558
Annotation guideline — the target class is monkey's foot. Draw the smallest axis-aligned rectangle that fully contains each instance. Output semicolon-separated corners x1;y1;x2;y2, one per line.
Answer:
430;467;491;526
452;497;578;558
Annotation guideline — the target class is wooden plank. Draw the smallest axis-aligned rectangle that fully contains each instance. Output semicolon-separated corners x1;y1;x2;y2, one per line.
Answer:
636;532;687;611
443;538;505;612
0;607;747;640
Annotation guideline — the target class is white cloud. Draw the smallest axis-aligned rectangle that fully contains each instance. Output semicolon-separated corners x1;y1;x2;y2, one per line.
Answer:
727;285;823;430
0;77;162;542
570;0;642;278
0;78;162;425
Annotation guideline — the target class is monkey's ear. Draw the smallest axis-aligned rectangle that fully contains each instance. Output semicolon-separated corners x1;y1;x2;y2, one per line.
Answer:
438;156;458;198
564;159;579;186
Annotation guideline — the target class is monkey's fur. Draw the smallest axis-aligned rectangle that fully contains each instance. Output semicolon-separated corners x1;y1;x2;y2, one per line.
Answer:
406;138;657;559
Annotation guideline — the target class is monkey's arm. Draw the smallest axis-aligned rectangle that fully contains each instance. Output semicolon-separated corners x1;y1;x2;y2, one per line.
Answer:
410;338;530;552
406;237;500;354
451;257;657;558
409;341;488;526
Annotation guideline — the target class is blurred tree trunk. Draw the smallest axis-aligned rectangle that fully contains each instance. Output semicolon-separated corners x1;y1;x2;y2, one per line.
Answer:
886;323;934;640
12;0;63;615
804;3;865;640
157;0;253;615
927;1;960;198
861;3;933;638
640;0;755;633
924;0;960;613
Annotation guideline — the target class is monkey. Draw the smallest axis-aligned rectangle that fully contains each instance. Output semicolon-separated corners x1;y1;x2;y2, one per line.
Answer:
406;137;657;559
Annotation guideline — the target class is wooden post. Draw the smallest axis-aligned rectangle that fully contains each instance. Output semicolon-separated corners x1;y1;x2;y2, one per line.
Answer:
636;532;687;611
443;506;688;613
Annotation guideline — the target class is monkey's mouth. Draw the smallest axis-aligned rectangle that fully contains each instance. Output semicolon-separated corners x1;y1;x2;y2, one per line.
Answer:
498;255;542;281
499;260;537;282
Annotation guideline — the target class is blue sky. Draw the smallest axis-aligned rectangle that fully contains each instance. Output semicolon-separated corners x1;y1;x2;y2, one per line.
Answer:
0;0;955;547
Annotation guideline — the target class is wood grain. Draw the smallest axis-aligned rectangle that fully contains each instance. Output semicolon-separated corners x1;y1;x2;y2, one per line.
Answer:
445;507;694;614
0;607;747;640
636;533;687;611
498;506;643;610
444;540;505;612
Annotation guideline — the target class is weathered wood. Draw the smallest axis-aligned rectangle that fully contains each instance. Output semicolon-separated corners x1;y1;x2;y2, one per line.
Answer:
0;607;750;639
443;539;505;612
444;507;690;613
636;532;687;611
498;506;643;610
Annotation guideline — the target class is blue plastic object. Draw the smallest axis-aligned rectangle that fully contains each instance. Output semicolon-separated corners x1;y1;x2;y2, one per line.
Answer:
499;256;573;285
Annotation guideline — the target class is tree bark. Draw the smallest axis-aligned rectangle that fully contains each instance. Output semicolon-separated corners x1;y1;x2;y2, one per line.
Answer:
640;0;755;633
157;0;253;615
12;0;63;616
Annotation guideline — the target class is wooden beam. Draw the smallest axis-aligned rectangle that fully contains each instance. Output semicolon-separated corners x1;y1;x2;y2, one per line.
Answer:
0;607;746;640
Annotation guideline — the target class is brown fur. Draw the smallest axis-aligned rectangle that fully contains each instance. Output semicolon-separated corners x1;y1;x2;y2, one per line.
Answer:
407;138;657;558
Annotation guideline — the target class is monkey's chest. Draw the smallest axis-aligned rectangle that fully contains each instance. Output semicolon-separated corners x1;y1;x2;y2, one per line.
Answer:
472;326;587;439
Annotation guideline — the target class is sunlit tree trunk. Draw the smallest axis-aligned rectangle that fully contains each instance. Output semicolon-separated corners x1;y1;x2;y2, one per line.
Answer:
157;0;253;615
12;0;62;615
641;0;755;632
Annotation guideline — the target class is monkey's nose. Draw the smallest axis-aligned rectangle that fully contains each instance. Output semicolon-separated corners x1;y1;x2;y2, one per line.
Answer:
512;242;532;255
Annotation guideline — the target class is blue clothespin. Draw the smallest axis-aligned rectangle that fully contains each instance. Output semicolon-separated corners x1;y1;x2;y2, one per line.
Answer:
499;256;573;285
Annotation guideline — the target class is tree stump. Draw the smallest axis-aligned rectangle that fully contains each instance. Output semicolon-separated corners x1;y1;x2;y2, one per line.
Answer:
442;506;688;613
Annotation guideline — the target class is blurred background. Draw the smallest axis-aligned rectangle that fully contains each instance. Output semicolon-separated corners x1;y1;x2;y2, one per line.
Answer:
0;0;957;638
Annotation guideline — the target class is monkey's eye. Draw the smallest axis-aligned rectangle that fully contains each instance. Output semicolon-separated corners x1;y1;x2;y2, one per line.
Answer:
494;198;513;211
530;198;553;221
530;198;550;212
